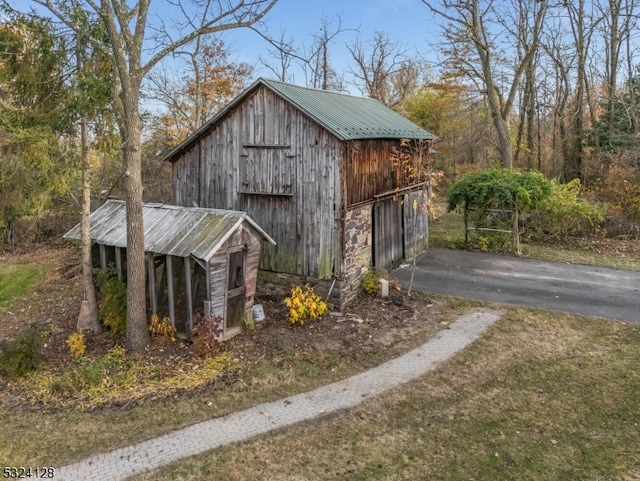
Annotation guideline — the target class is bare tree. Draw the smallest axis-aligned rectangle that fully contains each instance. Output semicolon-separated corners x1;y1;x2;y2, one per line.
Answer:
255;15;348;91
258;28;296;82
32;0;278;352
147;35;253;143
422;0;547;168
300;15;345;90
594;0;639;152
623;3;640;152
561;0;597;181
346;30;409;105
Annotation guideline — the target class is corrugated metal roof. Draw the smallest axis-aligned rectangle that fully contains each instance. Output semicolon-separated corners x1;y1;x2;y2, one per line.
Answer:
64;200;275;263
261;79;436;141
163;78;436;162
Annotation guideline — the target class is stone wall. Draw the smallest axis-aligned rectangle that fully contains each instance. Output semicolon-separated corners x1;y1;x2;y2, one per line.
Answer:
341;205;373;305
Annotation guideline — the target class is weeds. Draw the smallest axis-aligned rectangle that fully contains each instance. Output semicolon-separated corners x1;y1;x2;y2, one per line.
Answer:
20;345;232;410
96;265;127;335
191;313;224;357
0;327;42;378
362;269;402;295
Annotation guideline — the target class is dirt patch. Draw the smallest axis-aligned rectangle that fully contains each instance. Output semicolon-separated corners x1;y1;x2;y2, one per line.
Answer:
0;246;448;411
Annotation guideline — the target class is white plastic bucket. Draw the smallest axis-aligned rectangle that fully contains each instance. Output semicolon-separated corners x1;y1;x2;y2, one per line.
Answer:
252;304;265;322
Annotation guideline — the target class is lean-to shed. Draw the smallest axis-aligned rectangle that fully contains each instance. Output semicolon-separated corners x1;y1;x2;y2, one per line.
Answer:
64;200;275;339
165;78;437;308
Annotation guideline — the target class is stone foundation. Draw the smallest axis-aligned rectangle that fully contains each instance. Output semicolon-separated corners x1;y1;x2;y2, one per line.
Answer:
341;205;373;304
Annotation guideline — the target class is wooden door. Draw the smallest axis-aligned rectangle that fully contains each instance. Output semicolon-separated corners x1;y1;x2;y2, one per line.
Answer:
373;198;404;269
226;250;246;334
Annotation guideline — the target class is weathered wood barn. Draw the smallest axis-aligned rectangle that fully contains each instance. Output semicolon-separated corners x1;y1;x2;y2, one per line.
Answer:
165;78;436;308
64;200;275;339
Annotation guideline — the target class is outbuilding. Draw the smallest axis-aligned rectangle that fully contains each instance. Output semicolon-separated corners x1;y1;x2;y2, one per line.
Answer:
64;199;275;338
164;78;437;308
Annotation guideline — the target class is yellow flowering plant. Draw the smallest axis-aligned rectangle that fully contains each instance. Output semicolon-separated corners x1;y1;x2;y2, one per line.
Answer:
283;284;328;325
66;331;87;358
149;314;177;342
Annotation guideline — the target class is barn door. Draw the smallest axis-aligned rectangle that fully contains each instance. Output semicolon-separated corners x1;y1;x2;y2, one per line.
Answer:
373;198;404;269
226;250;246;335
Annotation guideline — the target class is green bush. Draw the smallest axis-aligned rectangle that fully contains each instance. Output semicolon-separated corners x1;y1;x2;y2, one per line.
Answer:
362;268;386;295
526;179;604;240
96;265;127;334
0;327;42;378
361;268;401;295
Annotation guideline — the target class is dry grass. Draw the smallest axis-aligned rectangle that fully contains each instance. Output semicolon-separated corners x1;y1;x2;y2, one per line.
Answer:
130;308;640;480
3;241;640;477
0;285;463;468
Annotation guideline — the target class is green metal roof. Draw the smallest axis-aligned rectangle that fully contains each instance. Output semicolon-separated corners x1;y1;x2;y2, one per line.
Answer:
261;78;436;141
164;78;435;162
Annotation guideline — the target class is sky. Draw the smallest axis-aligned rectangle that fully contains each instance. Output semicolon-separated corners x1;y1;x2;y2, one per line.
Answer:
216;0;441;94
10;0;442;100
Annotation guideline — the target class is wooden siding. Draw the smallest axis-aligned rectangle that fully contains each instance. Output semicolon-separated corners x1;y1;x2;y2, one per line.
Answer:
244;239;261;310
208;225;262;334
342;139;432;207
403;190;429;259
171;85;339;279
208;254;227;320
373;197;404;268
343;139;401;206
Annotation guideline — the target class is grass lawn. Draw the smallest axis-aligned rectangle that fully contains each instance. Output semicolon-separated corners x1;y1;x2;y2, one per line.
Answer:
2;228;639;479
130;307;640;480
0;261;46;311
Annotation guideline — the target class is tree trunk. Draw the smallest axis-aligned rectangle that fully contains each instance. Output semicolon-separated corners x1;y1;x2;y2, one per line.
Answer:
78;121;100;334
122;89;149;353
76;37;100;335
491;109;514;169
464;202;469;245
563;0;588;182
7;218;15;251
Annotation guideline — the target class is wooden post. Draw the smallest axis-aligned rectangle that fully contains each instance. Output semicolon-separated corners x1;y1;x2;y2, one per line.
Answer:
205;260;212;310
99;244;106;269
166;255;175;328
156;257;167;307
513;205;521;255
185;257;193;332
147;253;157;314
115;247;122;279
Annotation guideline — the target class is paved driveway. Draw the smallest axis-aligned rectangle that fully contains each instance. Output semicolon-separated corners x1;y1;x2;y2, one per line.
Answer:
393;248;640;322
